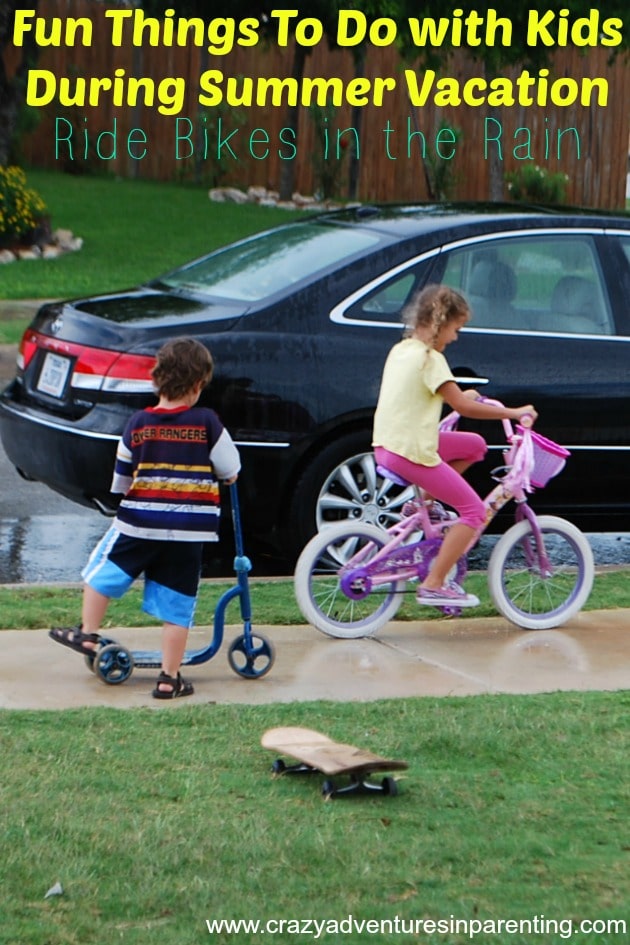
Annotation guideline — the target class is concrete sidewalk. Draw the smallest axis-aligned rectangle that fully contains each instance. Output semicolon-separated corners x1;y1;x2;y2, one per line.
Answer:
1;609;628;709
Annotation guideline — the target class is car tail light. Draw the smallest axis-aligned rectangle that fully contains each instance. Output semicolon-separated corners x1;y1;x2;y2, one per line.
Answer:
101;353;157;393
17;329;40;371
74;348;156;393
19;329;156;394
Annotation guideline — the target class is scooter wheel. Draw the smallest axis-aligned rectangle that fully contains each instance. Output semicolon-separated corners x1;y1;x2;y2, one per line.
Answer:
84;636;116;674
227;633;275;679
93;643;134;685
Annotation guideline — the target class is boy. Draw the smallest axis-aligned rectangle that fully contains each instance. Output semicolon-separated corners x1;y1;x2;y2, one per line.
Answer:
50;337;241;699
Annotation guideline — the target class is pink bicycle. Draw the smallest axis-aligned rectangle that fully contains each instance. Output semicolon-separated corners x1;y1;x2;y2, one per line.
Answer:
294;403;594;637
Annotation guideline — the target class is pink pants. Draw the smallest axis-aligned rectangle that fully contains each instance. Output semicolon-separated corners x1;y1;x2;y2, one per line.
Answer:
375;431;487;529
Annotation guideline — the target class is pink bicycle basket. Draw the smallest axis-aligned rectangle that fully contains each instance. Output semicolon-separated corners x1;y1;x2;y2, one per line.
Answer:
518;427;570;488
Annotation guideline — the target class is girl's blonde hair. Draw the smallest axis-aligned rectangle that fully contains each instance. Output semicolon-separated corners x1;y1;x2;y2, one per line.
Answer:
402;284;471;342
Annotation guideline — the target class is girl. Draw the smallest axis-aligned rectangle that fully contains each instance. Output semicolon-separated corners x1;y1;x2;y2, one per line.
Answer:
372;284;536;607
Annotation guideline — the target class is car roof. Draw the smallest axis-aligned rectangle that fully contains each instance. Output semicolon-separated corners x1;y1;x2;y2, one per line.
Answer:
314;202;630;240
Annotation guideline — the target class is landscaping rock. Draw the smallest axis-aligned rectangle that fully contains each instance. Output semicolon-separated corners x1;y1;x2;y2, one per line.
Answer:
0;228;83;264
208;185;359;213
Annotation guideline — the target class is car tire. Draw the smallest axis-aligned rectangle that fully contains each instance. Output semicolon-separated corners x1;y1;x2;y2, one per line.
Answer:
286;431;414;561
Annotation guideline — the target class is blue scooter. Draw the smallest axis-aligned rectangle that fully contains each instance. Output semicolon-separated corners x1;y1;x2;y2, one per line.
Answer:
87;484;275;685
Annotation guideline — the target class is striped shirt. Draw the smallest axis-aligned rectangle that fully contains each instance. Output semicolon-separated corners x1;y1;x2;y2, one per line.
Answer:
111;405;241;541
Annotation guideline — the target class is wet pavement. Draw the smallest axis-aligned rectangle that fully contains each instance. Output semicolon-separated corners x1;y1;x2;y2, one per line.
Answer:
1;608;628;710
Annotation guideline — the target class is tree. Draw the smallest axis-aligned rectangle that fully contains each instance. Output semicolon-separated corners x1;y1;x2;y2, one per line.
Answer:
0;1;41;165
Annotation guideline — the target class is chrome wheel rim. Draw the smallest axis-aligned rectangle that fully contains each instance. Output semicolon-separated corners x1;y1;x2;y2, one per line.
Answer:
315;451;414;532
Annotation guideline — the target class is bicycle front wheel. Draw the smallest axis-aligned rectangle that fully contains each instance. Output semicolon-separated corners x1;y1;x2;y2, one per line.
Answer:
294;523;405;638
487;515;594;630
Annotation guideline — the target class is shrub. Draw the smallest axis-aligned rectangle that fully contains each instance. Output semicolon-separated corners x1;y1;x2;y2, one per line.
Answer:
506;164;569;205
0;165;48;245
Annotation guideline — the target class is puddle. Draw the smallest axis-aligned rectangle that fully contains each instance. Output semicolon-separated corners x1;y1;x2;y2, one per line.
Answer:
0;515;106;584
0;513;289;584
0;512;626;585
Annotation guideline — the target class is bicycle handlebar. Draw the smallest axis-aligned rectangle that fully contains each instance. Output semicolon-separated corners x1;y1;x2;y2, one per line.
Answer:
440;397;536;441
475;397;517;440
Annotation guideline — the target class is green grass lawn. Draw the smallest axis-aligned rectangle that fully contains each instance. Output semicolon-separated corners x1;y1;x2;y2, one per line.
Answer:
1;574;628;945
1;567;630;630
2;694;628;945
0;168;305;301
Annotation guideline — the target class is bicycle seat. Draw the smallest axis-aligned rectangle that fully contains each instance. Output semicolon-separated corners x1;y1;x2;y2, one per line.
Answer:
376;465;410;487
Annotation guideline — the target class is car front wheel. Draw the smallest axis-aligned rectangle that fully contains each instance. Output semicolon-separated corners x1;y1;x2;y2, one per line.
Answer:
287;432;415;561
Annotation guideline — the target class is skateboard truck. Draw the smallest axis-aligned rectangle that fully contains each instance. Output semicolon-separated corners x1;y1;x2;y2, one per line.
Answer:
271;756;400;799
262;726;408;800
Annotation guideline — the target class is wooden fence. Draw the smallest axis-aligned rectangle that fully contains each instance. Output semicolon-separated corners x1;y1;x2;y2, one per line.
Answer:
8;0;630;208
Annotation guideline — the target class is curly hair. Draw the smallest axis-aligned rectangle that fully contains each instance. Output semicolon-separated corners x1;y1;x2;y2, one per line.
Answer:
402;284;471;342
151;337;214;400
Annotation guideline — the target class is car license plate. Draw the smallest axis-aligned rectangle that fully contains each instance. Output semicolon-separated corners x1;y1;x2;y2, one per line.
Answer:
37;351;72;398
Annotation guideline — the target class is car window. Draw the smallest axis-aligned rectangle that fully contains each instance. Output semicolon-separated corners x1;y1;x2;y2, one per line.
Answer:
155;223;381;302
440;235;613;335
343;266;432;324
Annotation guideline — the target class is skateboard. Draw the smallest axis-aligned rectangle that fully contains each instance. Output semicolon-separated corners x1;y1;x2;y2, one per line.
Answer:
261;726;408;799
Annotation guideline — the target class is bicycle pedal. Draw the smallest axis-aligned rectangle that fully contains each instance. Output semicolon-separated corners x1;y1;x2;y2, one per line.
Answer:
439;606;463;617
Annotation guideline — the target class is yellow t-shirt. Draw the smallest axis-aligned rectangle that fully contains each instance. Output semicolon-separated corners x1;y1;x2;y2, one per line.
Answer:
372;337;455;466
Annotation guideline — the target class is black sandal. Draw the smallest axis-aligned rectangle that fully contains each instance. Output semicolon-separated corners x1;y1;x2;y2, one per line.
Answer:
49;625;103;656
152;671;194;700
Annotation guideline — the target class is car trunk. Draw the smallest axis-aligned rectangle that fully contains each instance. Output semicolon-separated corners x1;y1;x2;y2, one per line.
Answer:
15;291;246;419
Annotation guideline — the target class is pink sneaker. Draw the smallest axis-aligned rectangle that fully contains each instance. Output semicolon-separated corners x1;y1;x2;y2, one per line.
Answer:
417;581;479;608
402;499;457;524
428;501;458;525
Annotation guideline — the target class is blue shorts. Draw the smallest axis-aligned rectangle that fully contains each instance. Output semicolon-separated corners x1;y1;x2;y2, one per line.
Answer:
82;527;203;629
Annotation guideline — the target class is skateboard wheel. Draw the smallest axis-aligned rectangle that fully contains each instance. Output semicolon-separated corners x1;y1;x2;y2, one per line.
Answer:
322;779;337;799
382;776;399;797
271;759;286;775
227;633;275;679
93;643;134;685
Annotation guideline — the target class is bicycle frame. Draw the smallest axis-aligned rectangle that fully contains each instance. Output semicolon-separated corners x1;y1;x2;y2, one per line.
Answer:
295;403;593;635
339;406;552;590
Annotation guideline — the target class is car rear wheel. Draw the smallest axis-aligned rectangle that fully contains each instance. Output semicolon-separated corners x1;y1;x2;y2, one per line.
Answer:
287;432;415;561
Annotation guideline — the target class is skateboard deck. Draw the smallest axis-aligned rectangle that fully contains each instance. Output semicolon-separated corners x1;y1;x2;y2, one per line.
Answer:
261;726;408;798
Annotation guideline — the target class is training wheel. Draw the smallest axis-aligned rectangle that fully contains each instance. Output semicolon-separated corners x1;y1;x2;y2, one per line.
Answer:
227;633;275;679
93;643;134;685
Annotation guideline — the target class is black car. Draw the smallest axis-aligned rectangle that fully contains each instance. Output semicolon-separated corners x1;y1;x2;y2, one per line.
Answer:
2;203;630;561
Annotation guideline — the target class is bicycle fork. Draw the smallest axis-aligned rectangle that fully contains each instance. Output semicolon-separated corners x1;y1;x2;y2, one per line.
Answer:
480;480;553;578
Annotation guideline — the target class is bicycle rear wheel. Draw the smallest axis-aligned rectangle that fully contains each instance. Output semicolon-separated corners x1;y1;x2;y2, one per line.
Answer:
487;515;594;630
294;523;405;638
